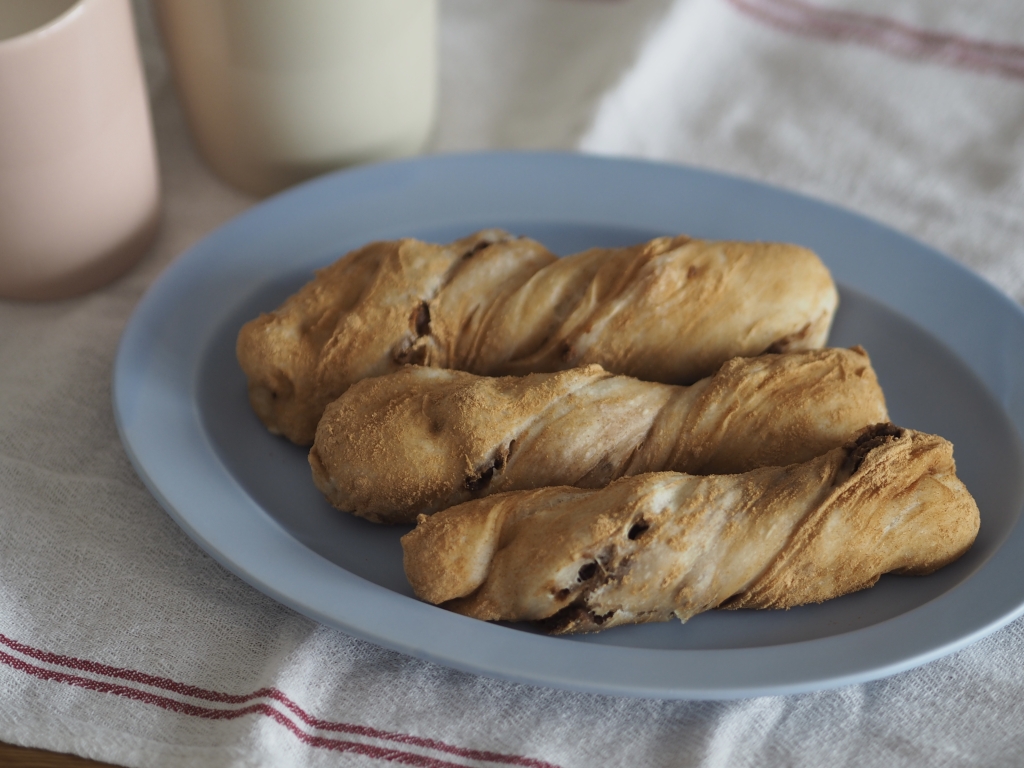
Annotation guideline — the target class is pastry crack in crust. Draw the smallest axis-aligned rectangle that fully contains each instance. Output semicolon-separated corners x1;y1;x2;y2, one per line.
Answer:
310;347;889;523
837;422;905;482
238;231;839;444
237;229;520;444
401;424;980;634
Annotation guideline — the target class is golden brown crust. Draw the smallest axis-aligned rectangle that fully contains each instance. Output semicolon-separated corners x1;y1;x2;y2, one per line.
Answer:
401;425;980;633
236;230;524;445
238;232;838;444
310;347;888;524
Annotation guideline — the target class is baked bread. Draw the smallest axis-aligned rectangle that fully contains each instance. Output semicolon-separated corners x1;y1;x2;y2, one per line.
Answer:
238;230;838;444
401;424;980;634
310;347;887;524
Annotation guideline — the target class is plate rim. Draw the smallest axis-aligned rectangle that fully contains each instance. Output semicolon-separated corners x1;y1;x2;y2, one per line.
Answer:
113;150;1024;699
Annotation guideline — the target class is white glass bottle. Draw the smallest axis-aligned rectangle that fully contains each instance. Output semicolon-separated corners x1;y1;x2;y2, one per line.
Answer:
155;0;437;196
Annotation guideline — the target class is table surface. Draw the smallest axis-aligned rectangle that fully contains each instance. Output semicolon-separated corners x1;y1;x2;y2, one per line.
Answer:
0;741;116;767
7;0;1024;766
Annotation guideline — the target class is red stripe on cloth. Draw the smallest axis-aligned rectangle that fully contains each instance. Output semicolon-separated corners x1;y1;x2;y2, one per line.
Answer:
727;0;1024;80
0;648;466;768
0;634;560;768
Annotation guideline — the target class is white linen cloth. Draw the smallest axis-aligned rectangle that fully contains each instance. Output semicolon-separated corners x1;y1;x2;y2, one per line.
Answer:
2;0;1024;765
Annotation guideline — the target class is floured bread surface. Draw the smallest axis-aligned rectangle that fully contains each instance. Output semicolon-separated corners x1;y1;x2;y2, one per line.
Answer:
236;230;534;445
238;231;838;444
401;425;980;634
310;347;887;524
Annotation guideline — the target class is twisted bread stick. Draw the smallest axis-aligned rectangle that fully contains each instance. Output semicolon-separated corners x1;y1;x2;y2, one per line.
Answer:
401;425;979;634
238;230;838;444
310;347;888;524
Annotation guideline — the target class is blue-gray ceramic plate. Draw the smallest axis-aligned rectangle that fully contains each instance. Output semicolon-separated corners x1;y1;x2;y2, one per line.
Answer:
113;152;1024;699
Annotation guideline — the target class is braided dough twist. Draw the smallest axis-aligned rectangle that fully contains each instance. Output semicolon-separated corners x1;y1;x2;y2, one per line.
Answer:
401;425;979;634
310;347;888;524
238;230;838;444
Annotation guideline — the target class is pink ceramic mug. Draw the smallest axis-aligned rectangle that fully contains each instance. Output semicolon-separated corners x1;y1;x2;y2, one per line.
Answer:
0;0;160;300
